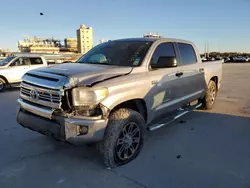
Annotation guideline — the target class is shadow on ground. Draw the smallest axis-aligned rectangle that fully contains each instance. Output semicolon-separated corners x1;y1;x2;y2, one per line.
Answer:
0;86;20;93
1;111;250;188
114;111;250;188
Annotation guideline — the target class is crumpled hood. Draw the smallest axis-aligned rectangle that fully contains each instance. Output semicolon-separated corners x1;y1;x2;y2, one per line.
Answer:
33;63;132;86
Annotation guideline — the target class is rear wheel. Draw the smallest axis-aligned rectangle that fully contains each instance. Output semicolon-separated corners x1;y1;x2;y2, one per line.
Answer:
201;80;217;110
0;78;6;92
97;108;146;168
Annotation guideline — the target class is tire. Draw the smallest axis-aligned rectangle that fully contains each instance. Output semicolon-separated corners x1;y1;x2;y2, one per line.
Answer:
97;108;146;168
200;80;217;110
0;78;6;92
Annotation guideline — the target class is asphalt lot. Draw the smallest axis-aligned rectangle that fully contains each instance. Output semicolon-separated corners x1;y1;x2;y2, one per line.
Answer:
0;64;250;188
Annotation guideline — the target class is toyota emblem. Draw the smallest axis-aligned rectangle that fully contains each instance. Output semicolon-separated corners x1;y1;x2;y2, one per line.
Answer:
30;89;39;100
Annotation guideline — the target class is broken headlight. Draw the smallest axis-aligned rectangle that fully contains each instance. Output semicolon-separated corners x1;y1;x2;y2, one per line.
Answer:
74;106;102;117
72;87;108;109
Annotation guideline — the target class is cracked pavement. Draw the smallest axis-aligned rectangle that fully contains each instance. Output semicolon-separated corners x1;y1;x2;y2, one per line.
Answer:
0;64;250;188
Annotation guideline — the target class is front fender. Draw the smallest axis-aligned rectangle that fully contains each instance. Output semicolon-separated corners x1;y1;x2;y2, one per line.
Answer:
101;80;150;112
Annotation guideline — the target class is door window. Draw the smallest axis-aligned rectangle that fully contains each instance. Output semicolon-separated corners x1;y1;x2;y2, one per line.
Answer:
30;57;43;65
10;58;29;66
150;43;176;66
177;43;197;65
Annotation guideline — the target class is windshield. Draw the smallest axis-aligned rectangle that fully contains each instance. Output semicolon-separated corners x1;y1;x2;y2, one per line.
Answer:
77;41;152;67
0;56;15;66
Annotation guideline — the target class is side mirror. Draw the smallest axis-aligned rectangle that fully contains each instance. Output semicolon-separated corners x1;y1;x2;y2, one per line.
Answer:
151;56;177;69
9;62;16;67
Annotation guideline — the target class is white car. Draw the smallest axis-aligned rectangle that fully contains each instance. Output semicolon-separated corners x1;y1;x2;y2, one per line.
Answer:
244;56;249;62
0;55;48;91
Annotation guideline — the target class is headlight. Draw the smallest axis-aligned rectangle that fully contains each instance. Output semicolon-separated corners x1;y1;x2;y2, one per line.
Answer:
72;87;108;108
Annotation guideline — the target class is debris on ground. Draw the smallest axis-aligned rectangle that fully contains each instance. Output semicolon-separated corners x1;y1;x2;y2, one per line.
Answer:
179;120;186;124
176;155;181;159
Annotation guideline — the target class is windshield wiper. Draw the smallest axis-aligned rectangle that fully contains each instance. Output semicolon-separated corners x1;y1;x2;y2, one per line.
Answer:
79;62;112;65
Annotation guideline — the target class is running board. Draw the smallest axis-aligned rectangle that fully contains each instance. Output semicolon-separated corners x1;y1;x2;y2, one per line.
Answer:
148;103;202;131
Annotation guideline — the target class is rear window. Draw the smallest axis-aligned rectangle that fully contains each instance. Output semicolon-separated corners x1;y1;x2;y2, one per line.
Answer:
177;43;197;65
30;57;43;65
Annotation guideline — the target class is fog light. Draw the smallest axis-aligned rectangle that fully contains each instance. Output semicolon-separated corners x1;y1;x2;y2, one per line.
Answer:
79;126;88;135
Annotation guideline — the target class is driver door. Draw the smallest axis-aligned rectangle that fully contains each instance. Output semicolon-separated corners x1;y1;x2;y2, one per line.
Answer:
146;42;184;122
7;57;30;83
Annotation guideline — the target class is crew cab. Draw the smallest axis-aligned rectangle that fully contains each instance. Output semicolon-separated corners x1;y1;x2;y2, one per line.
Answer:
16;38;222;168
0;55;48;91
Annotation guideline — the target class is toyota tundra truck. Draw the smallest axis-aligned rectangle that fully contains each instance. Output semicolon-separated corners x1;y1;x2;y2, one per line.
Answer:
16;38;222;168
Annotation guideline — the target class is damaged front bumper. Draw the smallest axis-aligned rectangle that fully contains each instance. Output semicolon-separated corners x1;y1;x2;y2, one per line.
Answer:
17;98;108;144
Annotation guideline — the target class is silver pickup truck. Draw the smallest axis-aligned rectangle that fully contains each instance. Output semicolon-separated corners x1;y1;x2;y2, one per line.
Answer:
16;38;222;168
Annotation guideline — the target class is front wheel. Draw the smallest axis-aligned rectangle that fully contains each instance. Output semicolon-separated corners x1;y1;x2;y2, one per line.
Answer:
97;108;146;168
0;78;6;92
200;80;217;110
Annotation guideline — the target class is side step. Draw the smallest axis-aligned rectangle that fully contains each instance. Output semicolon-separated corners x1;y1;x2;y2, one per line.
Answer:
148;103;202;131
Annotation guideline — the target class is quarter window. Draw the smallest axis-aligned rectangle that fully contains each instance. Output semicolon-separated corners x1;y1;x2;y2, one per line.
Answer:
177;43;197;65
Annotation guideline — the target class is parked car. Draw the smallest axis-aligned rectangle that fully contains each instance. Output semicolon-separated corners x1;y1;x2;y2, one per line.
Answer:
204;57;216;61
201;56;207;62
0;55;49;92
215;57;222;60
233;56;247;62
243;56;249;62
16;38;222;168
223;57;231;63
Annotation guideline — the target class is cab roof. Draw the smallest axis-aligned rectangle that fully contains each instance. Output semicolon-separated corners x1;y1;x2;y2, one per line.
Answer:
113;37;192;44
14;54;44;58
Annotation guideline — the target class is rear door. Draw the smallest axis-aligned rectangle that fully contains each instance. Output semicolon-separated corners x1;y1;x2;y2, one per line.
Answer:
174;43;206;104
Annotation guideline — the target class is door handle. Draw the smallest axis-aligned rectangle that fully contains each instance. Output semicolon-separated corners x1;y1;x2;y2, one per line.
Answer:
151;80;158;85
175;72;183;77
199;68;204;72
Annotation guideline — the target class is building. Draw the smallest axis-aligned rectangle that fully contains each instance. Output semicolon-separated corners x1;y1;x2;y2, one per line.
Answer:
28;46;59;53
143;32;162;38
65;38;78;53
0;48;10;53
18;36;62;53
77;24;93;54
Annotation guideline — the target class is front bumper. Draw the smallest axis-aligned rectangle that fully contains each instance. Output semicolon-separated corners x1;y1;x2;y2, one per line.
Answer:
17;98;108;144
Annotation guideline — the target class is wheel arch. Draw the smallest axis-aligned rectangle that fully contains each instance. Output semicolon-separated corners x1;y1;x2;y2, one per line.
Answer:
0;75;9;85
210;76;218;89
110;99;148;123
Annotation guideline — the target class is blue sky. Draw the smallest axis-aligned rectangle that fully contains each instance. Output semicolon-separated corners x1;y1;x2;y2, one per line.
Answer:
1;0;250;53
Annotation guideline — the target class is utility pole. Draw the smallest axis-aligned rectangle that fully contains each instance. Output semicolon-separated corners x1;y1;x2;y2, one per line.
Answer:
207;41;210;58
204;41;207;58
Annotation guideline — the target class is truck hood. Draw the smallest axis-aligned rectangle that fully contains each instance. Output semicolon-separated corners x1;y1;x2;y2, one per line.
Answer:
32;63;133;86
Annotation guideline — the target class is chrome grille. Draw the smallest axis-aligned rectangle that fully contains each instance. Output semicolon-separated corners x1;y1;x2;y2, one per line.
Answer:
20;82;62;109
